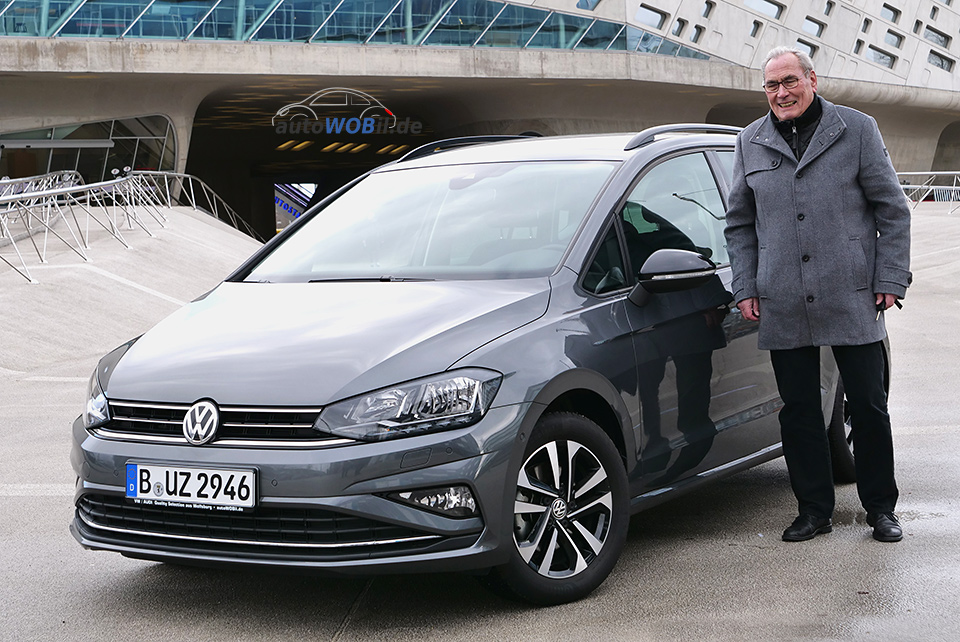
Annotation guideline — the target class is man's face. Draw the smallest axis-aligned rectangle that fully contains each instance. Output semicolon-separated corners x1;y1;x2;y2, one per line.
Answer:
763;54;818;121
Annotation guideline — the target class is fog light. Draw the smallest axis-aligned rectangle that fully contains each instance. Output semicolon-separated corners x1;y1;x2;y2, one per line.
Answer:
391;486;478;518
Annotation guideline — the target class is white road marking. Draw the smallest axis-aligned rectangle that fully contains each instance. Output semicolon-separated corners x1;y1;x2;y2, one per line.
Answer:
30;263;186;306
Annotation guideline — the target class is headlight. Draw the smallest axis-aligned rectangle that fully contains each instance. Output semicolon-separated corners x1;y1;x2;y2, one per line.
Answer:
315;368;502;442
83;366;110;429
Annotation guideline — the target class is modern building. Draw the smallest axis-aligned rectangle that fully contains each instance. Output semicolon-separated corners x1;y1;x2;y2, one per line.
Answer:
3;0;960;235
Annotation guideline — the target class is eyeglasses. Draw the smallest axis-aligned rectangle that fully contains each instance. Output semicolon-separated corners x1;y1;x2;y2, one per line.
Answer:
762;73;808;93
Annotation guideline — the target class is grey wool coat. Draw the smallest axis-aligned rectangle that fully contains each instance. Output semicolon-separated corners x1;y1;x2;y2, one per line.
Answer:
724;96;912;350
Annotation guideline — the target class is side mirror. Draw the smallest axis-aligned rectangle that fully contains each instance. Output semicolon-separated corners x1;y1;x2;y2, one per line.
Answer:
628;248;717;306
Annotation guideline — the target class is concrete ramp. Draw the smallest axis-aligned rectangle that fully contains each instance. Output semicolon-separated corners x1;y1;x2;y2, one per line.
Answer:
0;206;262;381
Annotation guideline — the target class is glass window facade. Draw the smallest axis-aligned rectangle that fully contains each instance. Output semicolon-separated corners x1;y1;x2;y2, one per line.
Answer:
796;39;816;57
475;4;548;47
880;4;900;23
867;45;896;68
802;17;823;37
885;30;903;48
635;5;665;30
743;0;782;20
0;115;175;182
929;50;954;71
0;0;713;63
527;12;592;49
57;0;152;37
924;26;950;49
576;20;622;50
423;0;502;46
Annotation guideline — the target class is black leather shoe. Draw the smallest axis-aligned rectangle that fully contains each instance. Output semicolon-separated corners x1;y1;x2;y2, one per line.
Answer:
867;512;903;542
782;514;833;542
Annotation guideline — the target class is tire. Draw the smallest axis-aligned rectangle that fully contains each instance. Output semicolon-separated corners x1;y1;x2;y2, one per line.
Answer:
479;412;629;606
827;379;857;484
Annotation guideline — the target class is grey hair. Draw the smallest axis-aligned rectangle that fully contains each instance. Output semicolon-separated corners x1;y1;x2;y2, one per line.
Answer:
762;47;815;76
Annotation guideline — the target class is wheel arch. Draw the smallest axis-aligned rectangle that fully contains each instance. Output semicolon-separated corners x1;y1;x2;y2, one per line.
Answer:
515;368;636;474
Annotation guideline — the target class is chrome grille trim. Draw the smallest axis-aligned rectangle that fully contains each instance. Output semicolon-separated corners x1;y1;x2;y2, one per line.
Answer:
221;422;315;429
101;400;352;447
78;511;441;549
111;401;192;411
91;428;354;448
118;417;182;425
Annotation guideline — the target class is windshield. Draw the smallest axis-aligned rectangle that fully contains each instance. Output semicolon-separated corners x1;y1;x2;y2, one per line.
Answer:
245;161;616;282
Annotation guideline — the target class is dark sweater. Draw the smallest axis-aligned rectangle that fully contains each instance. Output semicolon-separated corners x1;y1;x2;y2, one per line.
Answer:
771;94;824;161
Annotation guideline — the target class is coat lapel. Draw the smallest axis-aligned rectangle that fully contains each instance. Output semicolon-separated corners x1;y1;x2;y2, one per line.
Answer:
748;116;795;162
797;99;846;171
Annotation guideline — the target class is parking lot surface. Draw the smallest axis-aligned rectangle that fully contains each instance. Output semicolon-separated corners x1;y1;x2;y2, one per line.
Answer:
1;203;958;641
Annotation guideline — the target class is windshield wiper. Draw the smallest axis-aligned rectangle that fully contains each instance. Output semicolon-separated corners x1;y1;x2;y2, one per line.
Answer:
308;276;435;283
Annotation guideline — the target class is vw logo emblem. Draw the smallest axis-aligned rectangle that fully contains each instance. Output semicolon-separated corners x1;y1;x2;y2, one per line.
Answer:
550;498;567;520
182;400;219;445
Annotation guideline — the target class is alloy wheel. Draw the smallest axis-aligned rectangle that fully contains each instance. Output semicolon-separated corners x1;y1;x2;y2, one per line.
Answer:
513;439;614;579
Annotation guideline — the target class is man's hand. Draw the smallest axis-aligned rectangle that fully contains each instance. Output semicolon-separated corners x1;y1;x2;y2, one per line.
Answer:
875;293;899;311
737;297;760;321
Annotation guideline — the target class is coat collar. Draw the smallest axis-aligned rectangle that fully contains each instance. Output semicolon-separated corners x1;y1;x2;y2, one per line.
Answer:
749;96;847;171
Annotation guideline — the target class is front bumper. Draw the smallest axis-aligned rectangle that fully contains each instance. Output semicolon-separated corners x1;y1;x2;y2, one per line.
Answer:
70;404;527;574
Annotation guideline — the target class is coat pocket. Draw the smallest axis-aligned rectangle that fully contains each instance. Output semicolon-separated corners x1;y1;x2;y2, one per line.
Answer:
849;237;868;291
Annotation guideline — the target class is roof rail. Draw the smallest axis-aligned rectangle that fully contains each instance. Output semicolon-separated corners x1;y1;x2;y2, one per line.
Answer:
398;135;541;162
624;124;742;151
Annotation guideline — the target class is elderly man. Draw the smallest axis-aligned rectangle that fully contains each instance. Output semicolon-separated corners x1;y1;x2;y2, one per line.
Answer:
724;47;912;543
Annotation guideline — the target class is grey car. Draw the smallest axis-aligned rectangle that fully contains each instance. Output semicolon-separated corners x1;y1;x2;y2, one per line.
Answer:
71;126;858;605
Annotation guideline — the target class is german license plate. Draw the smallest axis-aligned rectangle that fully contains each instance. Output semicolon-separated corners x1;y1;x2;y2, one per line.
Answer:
125;463;256;510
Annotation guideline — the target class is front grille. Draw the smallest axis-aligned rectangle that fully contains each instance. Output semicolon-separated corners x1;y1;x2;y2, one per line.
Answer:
77;494;444;557
96;400;353;448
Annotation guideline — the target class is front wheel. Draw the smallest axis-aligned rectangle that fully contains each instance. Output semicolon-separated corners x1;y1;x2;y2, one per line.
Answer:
480;412;629;605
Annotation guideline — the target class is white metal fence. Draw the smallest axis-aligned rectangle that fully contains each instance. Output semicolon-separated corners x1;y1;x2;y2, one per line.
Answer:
897;171;960;213
1;170;262;283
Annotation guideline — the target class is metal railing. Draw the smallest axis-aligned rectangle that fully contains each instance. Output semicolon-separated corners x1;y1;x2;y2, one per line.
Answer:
897;171;960;213
1;170;84;197
1;170;262;283
130;171;262;240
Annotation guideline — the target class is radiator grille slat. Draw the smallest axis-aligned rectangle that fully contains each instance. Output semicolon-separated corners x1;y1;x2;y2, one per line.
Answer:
102;400;349;446
77;494;440;551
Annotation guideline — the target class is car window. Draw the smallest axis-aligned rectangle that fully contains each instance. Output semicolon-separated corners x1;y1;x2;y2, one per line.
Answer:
582;224;628;295
621;152;729;268
245;161;616;282
713;149;734;188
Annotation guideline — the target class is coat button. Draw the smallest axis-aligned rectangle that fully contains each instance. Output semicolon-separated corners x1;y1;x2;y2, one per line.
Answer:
807;295;815;302
802;255;810;262
797;172;804;179
771;160;777;166
797;214;805;220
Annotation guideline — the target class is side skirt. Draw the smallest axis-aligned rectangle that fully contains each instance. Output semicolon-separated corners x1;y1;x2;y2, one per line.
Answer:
628;443;783;514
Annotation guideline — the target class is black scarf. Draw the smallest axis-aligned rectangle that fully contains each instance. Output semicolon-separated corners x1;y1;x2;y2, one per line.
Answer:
771;94;823;161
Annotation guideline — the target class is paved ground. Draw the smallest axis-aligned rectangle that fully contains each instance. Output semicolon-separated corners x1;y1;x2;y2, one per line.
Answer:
0;202;958;641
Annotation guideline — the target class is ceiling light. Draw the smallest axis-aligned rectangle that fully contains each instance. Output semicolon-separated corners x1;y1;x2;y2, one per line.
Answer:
291;141;314;151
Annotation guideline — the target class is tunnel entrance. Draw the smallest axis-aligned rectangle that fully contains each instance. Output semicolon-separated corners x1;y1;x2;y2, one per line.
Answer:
185;82;439;238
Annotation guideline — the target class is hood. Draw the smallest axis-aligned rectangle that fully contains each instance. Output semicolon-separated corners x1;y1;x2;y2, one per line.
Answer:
105;280;549;406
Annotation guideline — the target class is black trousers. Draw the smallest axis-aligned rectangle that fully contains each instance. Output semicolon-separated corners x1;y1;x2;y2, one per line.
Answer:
770;342;898;518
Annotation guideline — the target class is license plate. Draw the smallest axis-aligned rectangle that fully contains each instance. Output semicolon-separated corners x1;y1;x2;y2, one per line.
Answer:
125;463;256;510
